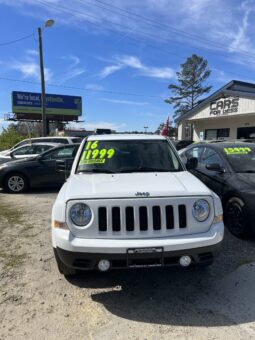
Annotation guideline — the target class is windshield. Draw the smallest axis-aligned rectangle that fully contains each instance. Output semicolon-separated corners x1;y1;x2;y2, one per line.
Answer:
223;146;255;172
76;139;183;173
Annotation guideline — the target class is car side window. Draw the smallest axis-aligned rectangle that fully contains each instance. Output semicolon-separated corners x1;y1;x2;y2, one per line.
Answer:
33;145;53;154
43;146;75;160
14;140;29;149
12;145;34;156
185;147;204;161
201;147;223;166
50;138;69;144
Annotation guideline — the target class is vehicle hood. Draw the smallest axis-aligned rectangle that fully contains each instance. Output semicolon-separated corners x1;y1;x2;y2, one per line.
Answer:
64;171;212;200
0;149;11;156
234;173;255;191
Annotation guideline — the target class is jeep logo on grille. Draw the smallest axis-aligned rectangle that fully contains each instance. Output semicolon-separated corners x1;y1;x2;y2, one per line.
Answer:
135;192;150;197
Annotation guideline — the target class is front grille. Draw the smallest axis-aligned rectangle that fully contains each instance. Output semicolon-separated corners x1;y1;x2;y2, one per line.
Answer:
178;204;187;228
98;207;107;231
112;207;121;232
152;206;161;230
165;205;174;229
97;204;187;233
126;207;134;231
139;206;148;231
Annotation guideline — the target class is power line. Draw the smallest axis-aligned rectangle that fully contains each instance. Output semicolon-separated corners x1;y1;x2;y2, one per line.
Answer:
39;0;255;63
0;33;34;47
38;0;255;75
81;0;255;60
0;76;163;98
36;0;255;84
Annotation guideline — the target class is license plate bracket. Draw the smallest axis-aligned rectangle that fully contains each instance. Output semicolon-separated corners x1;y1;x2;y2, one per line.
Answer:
127;247;163;268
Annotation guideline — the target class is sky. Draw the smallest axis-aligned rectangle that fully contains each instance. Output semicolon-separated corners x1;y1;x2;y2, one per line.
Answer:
0;0;255;132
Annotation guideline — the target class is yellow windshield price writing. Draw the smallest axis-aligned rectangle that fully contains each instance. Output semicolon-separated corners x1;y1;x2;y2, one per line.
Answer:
224;147;251;155
80;140;115;165
80;159;106;165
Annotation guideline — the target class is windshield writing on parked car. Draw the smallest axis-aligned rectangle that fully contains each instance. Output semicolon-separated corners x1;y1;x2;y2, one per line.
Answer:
224;145;255;172
77;140;183;173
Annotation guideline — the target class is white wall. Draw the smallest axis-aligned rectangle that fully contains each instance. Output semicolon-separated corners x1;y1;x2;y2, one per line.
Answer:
178;123;184;139
177;94;255;141
192;115;255;141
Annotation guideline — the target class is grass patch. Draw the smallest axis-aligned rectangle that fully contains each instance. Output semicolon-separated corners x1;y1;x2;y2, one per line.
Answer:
3;253;27;270
0;203;24;226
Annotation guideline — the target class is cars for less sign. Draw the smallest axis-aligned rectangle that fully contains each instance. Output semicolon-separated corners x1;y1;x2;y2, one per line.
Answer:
209;96;239;116
12;91;82;116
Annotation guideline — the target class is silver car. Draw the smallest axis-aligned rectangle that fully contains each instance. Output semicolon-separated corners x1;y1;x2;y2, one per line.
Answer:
0;143;60;165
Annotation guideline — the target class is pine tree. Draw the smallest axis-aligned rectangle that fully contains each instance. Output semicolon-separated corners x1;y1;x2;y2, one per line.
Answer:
165;54;212;120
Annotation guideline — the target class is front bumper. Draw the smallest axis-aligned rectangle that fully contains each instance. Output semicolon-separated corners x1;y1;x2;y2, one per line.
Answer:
52;222;224;270
54;242;222;270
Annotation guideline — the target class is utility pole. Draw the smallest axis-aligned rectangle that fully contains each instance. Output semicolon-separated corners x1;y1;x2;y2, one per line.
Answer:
37;19;55;137
38;27;47;137
144;125;148;134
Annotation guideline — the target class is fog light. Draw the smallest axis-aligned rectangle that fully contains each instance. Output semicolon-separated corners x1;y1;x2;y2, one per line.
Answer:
179;255;191;267
98;259;110;272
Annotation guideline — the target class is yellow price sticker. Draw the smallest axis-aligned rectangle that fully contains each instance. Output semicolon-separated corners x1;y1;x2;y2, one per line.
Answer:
80;141;115;165
80;159;106;165
224;147;251;155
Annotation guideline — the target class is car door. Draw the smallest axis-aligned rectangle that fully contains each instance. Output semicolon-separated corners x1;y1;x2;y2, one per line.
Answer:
33;145;77;186
197;147;227;197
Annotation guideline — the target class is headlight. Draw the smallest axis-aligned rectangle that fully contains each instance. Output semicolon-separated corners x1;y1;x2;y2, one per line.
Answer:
192;199;210;222
70;203;92;226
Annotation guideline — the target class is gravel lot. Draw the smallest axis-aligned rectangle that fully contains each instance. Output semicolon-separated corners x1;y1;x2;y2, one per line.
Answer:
0;188;255;340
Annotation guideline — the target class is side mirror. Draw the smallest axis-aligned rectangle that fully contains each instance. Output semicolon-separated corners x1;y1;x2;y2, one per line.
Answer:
206;163;225;173
37;155;44;162
186;157;198;170
10;152;15;159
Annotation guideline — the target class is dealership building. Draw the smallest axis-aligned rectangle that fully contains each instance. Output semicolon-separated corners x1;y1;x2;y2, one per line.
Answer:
176;80;255;141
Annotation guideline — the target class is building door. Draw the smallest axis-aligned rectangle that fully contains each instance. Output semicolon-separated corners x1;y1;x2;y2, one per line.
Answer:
237;127;255;139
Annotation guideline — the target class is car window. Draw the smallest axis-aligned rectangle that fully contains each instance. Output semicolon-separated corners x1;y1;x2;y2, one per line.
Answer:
13;140;29;149
185;147;204;161
33;144;53;154
42;146;76;160
72;138;82;143
76;140;183;173
201;147;223;166
12;145;34;156
32;138;52;143
50;138;69;144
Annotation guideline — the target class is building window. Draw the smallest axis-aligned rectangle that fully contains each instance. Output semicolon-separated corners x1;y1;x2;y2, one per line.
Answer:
205;128;230;140
237;127;255;139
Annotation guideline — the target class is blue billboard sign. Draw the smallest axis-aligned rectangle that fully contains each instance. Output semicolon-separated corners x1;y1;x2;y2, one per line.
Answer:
12;91;82;116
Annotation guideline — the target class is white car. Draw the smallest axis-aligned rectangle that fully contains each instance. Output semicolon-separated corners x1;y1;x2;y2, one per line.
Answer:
52;134;224;275
0;136;82;156
0;143;59;165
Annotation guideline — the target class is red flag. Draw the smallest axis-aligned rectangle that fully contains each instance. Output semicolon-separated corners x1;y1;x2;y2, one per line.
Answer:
160;116;170;136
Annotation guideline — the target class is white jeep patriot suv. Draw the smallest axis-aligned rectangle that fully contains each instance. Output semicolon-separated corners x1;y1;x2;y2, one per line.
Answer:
52;134;224;275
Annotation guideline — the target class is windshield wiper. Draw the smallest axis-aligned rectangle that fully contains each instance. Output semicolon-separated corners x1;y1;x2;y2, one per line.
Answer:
118;166;171;173
78;169;116;174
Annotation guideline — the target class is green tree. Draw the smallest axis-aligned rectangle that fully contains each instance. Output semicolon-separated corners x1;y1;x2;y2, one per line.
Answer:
0;126;29;151
165;54;212;120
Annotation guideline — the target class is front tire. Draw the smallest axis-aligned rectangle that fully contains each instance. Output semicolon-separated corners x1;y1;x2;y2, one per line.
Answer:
4;173;28;193
225;197;249;238
53;248;76;276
